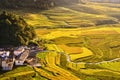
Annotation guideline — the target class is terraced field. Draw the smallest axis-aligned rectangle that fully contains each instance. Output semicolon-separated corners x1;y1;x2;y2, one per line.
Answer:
1;2;120;80
35;26;120;80
1;28;120;80
22;2;120;28
35;44;80;80
40;43;120;80
0;66;37;80
1;2;119;29
3;26;120;79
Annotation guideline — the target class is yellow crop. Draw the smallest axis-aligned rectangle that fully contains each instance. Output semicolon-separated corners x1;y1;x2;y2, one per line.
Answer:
58;44;82;54
70;47;93;61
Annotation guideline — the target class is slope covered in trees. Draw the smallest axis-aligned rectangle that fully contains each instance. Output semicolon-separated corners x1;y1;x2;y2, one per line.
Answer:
0;11;36;46
53;0;80;5
0;0;54;9
0;0;87;9
90;0;120;3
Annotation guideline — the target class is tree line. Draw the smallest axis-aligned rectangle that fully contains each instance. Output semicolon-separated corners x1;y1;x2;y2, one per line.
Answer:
0;0;55;9
0;0;87;9
90;0;120;3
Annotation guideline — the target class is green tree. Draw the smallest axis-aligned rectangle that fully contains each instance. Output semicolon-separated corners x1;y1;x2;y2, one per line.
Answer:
0;11;36;46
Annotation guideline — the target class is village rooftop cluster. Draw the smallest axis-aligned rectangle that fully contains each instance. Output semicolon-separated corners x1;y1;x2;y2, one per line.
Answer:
0;46;42;70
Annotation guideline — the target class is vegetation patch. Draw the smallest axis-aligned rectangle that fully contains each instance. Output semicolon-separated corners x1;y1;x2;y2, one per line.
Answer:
0;66;36;80
58;44;82;54
0;11;36;46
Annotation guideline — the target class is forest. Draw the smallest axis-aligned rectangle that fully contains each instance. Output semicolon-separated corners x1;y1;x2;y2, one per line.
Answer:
0;0;87;9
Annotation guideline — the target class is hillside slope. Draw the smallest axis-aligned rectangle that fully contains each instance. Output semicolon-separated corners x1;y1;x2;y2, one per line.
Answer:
90;0;120;3
0;0;54;9
0;0;87;9
1;1;119;28
23;2;120;28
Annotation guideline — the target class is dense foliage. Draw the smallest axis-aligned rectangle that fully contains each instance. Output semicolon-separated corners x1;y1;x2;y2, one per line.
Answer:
0;0;55;9
0;0;119;10
53;0;82;5
90;0;120;3
0;0;87;9
0;11;36;46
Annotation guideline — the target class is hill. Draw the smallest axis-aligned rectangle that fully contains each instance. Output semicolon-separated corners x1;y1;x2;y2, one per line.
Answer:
0;0;54;9
90;0;120;3
0;0;87;9
0;2;120;80
22;2;120;28
53;0;88;5
1;2;118;29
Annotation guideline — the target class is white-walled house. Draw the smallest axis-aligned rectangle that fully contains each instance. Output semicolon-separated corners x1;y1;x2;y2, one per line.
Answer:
0;51;10;57
14;46;25;56
0;51;14;70
15;50;29;65
1;59;14;70
15;60;24;65
0;46;30;70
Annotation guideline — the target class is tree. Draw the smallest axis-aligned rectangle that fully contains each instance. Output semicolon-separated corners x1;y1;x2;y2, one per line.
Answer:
0;11;36;46
0;0;55;9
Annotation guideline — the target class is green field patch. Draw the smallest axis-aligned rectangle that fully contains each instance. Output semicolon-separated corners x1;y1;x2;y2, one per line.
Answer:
80;69;120;78
96;61;120;72
0;66;35;79
36;52;48;59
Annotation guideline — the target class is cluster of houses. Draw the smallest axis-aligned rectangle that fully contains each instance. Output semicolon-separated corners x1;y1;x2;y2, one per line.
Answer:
0;46;42;71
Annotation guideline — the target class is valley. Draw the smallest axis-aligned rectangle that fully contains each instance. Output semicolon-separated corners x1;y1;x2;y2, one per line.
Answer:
33;26;120;80
0;1;120;80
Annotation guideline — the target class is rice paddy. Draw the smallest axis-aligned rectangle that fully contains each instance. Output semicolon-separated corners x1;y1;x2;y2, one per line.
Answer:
1;2;120;80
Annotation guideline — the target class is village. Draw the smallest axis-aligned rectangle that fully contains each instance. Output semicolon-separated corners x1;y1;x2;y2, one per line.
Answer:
0;45;43;71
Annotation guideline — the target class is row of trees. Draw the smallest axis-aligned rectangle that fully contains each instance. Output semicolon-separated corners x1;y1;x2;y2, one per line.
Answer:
0;0;55;9
0;0;87;9
53;0;87;5
90;0;120;3
0;11;36;46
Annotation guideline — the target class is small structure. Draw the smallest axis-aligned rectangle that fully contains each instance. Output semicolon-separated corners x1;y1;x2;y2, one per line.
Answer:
14;46;25;56
26;58;41;67
15;50;29;65
0;46;40;70
0;51;14;70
